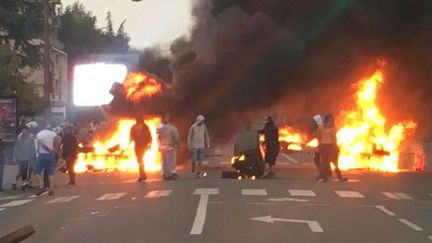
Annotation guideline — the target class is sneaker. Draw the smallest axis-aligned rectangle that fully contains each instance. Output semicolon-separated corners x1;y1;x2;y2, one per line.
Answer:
12;183;17;191
48;191;54;196
339;177;348;182
263;172;275;179
35;188;48;196
170;173;180;180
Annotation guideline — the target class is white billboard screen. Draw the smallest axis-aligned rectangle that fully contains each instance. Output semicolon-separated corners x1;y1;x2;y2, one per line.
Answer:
73;63;128;106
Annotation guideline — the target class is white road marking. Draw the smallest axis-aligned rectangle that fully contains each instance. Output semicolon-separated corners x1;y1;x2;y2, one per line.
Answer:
96;193;126;201
335;190;364;198
281;153;300;164
145;190;172;198
245;202;274;206
268;197;310;202
0;208;5;211
375;205;396;216
242;189;267;196
190;188;219;235
428;235;432;241
428;193;432;197
251;215;323;232
220;161;231;165
0;196;21;201
0;199;34;207
201;161;209;165
289;190;316;197
398;218;423;231
382;192;413;200
46;196;80;204
300;203;332;207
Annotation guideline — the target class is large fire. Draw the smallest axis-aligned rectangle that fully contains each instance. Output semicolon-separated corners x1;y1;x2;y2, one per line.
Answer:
75;72;163;173
336;63;417;171
278;126;317;151
75;118;162;173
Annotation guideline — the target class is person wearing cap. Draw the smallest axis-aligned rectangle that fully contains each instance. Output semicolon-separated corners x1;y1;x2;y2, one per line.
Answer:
187;115;210;178
158;114;180;180
12;126;36;191
259;116;280;179
130;116;152;182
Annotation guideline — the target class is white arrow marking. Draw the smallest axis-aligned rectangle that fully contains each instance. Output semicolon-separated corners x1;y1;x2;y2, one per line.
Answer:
251;215;323;232
268;197;310;202
398;218;423;231
190;188;219;235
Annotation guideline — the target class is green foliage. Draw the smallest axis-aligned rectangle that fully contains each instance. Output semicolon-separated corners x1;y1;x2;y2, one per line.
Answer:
0;45;43;116
0;0;43;67
58;2;130;60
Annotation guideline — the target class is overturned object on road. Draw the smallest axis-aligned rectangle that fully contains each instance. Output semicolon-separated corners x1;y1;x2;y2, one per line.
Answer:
229;129;265;177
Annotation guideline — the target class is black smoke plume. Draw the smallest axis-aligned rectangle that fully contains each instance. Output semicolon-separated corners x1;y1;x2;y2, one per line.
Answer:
132;0;432;142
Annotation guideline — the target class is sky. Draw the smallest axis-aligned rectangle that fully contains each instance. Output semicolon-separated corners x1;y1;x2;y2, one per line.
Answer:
61;0;194;49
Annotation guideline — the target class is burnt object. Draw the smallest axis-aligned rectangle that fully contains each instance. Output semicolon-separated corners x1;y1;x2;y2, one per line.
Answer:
231;129;264;177
108;144;121;153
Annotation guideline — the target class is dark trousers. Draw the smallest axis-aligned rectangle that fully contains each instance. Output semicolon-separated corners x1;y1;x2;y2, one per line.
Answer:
319;144;343;179
66;156;77;183
135;147;146;178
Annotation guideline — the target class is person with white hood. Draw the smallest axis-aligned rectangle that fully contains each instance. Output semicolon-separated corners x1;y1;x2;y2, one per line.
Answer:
187;115;210;178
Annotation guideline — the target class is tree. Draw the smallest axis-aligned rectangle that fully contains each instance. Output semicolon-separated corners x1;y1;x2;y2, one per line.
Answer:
105;12;115;37
0;45;44;116
0;0;44;67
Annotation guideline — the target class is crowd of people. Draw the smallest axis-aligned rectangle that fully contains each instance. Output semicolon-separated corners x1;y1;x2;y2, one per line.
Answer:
1;111;347;196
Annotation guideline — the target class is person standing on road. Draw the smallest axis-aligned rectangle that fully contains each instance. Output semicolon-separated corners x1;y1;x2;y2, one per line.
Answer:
259;116;280;179
187;115;210;178
158;114;180;180
130;117;152;182
34;125;62;196
62;124;79;185
12;126;36;191
316;113;347;182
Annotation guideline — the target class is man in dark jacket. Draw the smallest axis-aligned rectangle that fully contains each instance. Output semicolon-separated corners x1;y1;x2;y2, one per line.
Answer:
62;125;78;185
130;116;152;182
259;116;280;179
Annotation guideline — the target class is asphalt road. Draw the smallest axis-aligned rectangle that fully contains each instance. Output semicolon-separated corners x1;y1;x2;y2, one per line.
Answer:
0;151;431;243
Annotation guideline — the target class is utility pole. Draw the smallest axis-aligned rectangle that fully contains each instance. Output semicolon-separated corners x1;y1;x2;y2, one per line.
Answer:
43;0;52;120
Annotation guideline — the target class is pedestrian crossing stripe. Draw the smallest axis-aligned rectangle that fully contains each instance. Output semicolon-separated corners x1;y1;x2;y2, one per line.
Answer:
0;199;34;207
0;196;21;201
242;189;267;196
382;192;413;200
46;196;80;204
289;190;316;197
145;190;172;198
96;193;127;200
335;191;365;198
0;208;5;211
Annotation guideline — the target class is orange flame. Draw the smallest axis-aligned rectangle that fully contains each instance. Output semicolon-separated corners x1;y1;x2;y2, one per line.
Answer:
123;72;162;103
75;118;161;173
337;63;417;172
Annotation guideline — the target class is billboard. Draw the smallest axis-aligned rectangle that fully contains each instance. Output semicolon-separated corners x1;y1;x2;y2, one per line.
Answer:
0;97;17;142
73;63;128;106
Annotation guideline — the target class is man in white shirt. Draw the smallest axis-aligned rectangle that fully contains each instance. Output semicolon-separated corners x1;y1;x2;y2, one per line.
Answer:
34;127;61;196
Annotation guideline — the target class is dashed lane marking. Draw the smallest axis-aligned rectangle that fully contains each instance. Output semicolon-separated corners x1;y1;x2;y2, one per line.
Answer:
382;192;413;200
242;189;267;196
375;205;396;216
289;190;316;197
0;199;34;207
46;196;80;204
96;193;127;201
335;190;365;198
0;196;21;201
145;190;172;198
397;218;423;231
